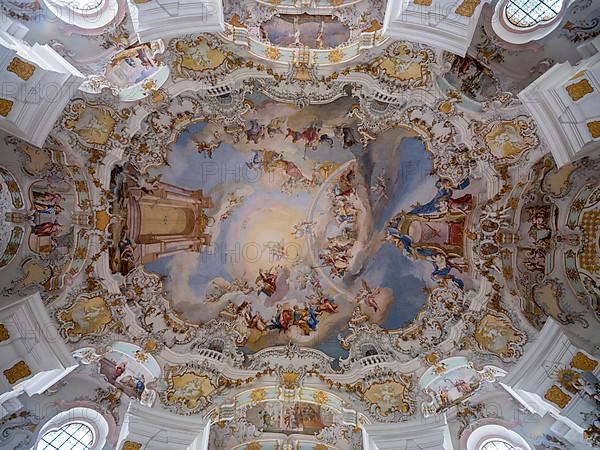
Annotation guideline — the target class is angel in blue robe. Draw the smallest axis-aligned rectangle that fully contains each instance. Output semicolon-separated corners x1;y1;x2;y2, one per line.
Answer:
32;201;63;215
134;374;145;397
430;253;464;289
306;304;319;331
385;231;464;289
409;178;471;217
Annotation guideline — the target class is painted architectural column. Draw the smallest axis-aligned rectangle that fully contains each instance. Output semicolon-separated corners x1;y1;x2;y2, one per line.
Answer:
500;318;599;447
116;403;210;450
0;292;78;418
127;0;224;43
362;419;453;449
382;0;491;56
519;36;600;167
127;181;213;264
0;14;84;148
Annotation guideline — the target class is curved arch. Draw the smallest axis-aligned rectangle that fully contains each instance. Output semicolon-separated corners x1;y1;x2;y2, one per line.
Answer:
504;0;563;28
491;0;576;44
33;407;109;450
466;424;531;450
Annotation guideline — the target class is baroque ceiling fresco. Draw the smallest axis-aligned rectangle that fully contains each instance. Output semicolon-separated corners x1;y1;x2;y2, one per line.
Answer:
0;0;599;449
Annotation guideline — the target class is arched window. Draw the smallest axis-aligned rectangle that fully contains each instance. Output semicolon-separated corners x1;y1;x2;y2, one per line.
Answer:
491;0;574;44
37;422;94;450
34;408;109;450
504;0;563;28
481;439;517;450
467;424;531;450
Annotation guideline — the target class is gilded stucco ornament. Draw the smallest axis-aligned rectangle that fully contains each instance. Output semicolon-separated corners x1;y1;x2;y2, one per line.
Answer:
0;410;43;450
0;136;93;299
256;78;349;109
4;13;588;437
351;41;435;89
53;288;127;344
160;361;228;414
470;116;540;162
167;35;238;80
2;1;600;446
127;87;254;172
461;309;528;362
347;367;416;421
60;98;132;153
3;360;32;384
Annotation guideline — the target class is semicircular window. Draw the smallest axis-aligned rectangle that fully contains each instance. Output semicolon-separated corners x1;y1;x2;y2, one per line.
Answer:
504;0;563;28
37;422;94;450
480;439;517;450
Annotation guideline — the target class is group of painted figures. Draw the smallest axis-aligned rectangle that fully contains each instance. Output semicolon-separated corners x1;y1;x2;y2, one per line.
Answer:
319;167;359;279
221;268;339;338
28;187;74;255
194;116;360;162
30;190;65;237
385;177;473;290
103;360;146;400
224;295;338;337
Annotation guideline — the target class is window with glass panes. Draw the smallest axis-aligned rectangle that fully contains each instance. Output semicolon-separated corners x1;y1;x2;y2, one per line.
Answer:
505;0;562;27
37;422;94;450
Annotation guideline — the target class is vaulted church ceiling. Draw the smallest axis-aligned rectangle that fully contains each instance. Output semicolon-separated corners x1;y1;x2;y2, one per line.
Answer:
0;0;599;449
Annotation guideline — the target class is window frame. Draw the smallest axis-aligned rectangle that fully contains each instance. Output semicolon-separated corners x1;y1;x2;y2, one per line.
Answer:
490;0;575;45
37;421;95;450
503;0;564;29
480;438;518;450
466;424;531;450
33;408;109;450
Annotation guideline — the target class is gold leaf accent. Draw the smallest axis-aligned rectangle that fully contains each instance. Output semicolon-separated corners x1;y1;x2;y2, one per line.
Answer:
0;98;13;117
565;79;593;101
246;443;262;450
571;352;598;371
3;361;31;384
328;49;344;63
424;353;438;364
455;0;481;17
413;0;432;4
0;324;9;342
313;390;328;404
281;371;299;388
315;445;329;450
143;339;157;352
579;210;600;272
438;101;452;113
228;14;246;28
142;79;156;91
7;57;35;81
544;385;571;408
250;388;266;402
557;368;580;394
122;441;142;450
265;47;280;61
587;121;600;138
363;20;382;32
